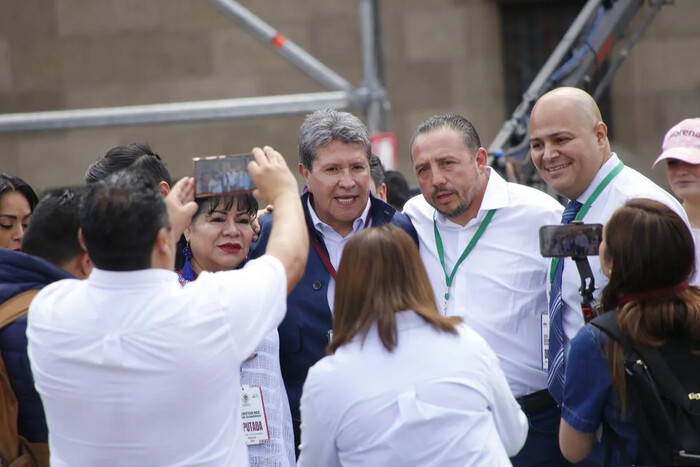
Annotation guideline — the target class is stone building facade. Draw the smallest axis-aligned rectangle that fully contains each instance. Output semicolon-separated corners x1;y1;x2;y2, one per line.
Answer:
1;0;698;193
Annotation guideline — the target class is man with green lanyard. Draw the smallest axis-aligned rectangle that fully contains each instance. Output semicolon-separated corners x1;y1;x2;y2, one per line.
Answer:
528;87;691;462
403;114;565;466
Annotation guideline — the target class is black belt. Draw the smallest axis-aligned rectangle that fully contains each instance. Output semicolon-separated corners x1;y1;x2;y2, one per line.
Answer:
516;389;556;415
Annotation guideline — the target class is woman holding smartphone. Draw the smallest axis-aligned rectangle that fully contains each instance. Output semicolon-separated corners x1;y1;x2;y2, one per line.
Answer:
559;198;700;465
177;192;295;467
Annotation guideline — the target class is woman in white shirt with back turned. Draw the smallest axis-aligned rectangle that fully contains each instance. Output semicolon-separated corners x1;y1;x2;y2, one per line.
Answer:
297;225;528;467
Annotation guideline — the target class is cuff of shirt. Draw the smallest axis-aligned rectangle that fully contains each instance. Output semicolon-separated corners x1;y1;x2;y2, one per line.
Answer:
561;403;599;433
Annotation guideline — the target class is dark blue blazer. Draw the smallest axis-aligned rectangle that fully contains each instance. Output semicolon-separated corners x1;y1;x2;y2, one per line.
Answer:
250;192;417;446
0;249;73;443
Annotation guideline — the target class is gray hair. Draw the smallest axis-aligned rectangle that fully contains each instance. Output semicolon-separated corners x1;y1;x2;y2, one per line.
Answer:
409;114;481;156
298;109;372;169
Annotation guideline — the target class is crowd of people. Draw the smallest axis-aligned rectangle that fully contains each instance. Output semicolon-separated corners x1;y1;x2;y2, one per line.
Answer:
0;87;699;466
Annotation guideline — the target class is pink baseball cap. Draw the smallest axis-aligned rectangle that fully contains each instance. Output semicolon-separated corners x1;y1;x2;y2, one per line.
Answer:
653;118;700;168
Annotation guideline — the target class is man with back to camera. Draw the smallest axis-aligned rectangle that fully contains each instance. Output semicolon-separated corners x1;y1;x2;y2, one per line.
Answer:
528;87;692;461
402;114;566;466
251;109;417;453
83;142;203;266
0;188;91;466
26;146;308;467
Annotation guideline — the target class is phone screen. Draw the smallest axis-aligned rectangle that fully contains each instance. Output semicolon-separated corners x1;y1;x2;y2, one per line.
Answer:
539;223;603;258
193;154;255;198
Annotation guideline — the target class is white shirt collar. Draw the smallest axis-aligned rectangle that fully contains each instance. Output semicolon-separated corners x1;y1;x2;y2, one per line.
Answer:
89;267;177;288
574;153;620;204
307;195;372;237
434;167;508;227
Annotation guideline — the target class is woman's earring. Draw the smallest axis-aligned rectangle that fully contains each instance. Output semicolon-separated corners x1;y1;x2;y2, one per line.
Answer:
183;241;193;259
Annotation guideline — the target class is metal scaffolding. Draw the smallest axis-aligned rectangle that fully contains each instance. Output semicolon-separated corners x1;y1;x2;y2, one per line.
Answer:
0;0;390;134
488;0;670;159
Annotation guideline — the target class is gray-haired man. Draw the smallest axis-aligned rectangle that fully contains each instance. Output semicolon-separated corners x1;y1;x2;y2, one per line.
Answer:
251;109;417;454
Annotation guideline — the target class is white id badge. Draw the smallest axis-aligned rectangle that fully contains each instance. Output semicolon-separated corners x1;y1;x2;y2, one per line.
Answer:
241;385;270;445
541;310;550;371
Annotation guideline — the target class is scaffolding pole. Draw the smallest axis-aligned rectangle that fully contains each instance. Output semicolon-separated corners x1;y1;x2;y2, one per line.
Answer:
0;92;353;133
359;0;390;133
488;0;604;157
207;0;354;93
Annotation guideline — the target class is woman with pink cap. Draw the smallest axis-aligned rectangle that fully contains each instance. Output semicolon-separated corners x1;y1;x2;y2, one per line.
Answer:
653;118;700;266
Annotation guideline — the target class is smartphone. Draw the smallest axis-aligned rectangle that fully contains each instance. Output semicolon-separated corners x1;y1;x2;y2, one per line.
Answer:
193;154;255;198
539;223;603;258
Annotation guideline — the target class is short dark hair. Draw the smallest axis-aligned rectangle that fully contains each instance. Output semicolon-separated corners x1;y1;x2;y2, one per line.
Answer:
298;109;372;170
369;155;385;188
409;114;481;156
85;143;173;187
330;225;461;353
384;170;410;211
0;172;39;212
22;187;85;266
80;170;170;271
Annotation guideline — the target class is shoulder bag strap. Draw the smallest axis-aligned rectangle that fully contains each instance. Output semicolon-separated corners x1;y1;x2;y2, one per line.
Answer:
0;290;40;329
592;309;700;456
590;310;626;346
592;311;690;406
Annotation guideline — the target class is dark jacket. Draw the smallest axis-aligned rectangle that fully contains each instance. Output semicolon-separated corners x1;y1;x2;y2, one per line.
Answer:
0;249;73;443
250;192;417;447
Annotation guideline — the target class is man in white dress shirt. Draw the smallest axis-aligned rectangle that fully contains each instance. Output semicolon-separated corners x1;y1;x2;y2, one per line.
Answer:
26;146;308;467
528;87;693;462
529;87;691;360
402;114;565;466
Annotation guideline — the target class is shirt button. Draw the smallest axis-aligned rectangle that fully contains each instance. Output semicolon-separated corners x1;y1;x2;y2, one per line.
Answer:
312;281;322;290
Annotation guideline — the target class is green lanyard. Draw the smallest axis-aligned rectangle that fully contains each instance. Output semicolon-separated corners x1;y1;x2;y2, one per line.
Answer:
548;160;625;283
434;209;497;302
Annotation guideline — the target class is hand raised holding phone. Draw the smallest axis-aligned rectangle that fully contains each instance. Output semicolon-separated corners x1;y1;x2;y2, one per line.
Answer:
248;146;299;204
248;146;308;293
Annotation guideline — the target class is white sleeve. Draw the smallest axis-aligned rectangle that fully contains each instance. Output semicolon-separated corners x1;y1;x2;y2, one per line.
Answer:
296;365;342;467
200;255;287;361
483;348;529;456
